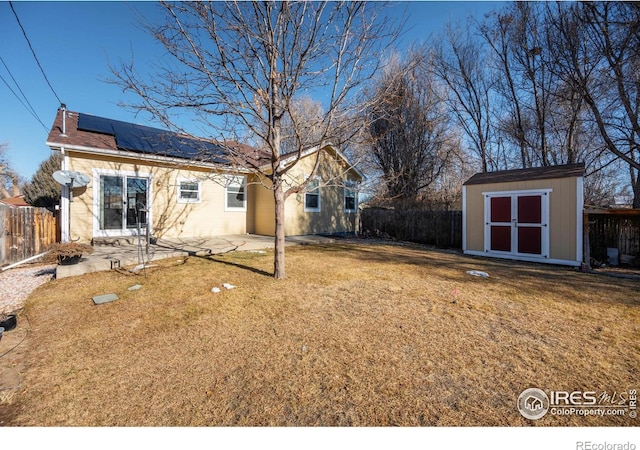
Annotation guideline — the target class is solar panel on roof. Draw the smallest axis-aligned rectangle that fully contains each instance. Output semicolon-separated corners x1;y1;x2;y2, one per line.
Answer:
77;113;230;164
77;113;116;135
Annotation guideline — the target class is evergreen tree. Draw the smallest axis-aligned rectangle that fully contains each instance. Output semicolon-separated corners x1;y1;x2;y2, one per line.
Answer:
22;153;62;209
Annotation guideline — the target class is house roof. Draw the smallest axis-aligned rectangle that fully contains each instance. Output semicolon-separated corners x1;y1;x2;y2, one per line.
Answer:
463;163;585;186
0;195;30;207
46;108;363;180
46;109;265;167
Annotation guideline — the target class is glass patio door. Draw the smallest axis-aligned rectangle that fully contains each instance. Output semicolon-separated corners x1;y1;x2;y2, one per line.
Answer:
125;177;148;230
99;175;149;234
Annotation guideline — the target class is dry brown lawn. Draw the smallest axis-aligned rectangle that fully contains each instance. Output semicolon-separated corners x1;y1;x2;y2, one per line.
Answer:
2;241;638;426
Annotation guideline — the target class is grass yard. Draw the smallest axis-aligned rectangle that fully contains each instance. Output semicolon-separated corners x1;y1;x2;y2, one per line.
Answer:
2;242;638;426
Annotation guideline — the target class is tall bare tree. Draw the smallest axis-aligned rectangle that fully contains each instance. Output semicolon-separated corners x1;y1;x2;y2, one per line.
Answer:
481;3;584;169
0;143;20;199
480;11;530;168
548;1;640;206
365;50;454;206
112;1;398;278
431;22;494;173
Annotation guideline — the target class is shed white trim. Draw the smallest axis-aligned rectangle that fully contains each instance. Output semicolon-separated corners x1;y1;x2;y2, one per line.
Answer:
463;250;581;267
462;185;467;252
482;189;551;260
576;176;584;263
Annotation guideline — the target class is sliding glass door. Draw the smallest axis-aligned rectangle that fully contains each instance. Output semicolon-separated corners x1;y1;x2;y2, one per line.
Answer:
98;173;150;236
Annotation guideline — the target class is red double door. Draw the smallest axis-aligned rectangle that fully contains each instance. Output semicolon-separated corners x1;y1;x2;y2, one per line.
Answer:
486;193;548;257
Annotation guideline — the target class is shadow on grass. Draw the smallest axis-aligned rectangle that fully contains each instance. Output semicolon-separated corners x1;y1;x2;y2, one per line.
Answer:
179;240;638;307
202;255;274;278
313;240;640;307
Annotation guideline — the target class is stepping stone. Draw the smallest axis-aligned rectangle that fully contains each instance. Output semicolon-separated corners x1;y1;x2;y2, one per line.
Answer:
128;284;143;291
92;293;119;305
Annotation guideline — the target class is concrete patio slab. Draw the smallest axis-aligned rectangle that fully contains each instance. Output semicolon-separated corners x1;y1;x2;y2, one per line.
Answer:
56;234;334;279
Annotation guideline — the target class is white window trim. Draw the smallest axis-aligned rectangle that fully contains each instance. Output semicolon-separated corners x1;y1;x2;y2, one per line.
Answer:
224;175;247;212
177;177;201;204
304;177;321;213
344;181;358;213
91;168;153;238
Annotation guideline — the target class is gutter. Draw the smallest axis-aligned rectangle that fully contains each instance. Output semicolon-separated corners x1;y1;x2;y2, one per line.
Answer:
45;142;252;174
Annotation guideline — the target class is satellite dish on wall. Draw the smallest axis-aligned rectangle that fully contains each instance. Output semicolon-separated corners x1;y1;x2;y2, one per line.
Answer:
53;170;90;188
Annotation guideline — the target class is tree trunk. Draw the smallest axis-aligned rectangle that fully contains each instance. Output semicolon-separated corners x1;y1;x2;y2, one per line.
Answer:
631;166;640;209
273;176;286;279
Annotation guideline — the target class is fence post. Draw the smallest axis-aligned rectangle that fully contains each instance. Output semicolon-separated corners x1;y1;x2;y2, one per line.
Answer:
0;205;6;265
582;211;591;272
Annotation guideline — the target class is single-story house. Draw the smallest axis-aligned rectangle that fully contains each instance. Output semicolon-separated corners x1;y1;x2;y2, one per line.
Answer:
45;107;363;243
462;163;585;266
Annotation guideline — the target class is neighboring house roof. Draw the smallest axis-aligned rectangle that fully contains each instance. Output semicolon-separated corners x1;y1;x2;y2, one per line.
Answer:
45;109;362;179
0;195;30;207
463;163;585;186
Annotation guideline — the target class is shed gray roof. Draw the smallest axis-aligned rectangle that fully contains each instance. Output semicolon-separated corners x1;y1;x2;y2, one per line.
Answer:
463;163;585;186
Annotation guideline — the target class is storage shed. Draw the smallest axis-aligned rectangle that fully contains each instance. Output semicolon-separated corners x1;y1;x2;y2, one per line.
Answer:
462;163;585;266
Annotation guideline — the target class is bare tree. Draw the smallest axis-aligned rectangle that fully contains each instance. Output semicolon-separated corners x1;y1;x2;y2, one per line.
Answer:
279;96;326;155
482;3;580;169
509;2;555;167
0;143;20;199
548;2;640;207
112;1;399;278
431;22;494;173
480;11;530;168
364;50;454;206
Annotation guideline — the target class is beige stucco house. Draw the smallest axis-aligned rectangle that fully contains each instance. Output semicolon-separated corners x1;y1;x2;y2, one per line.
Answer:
462;163;585;266
45;108;363;244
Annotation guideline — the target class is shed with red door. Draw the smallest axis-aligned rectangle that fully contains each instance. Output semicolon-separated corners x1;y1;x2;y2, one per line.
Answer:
462;163;585;266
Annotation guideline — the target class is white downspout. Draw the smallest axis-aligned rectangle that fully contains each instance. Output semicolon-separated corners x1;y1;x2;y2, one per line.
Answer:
60;146;70;242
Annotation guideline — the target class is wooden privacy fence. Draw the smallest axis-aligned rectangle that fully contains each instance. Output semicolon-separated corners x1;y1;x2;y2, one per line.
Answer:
587;208;640;266
0;204;58;266
361;207;463;248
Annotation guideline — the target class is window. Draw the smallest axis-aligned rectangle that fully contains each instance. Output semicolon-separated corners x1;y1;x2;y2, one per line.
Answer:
344;181;357;213
177;178;201;203
304;178;321;212
225;175;246;211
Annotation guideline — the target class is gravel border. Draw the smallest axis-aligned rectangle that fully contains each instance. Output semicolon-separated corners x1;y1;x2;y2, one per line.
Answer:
0;264;56;316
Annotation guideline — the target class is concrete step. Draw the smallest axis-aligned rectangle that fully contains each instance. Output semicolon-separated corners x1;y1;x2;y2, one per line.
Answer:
92;236;151;246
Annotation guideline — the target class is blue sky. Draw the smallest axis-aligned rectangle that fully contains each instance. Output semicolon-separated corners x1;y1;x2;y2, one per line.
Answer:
0;1;502;180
